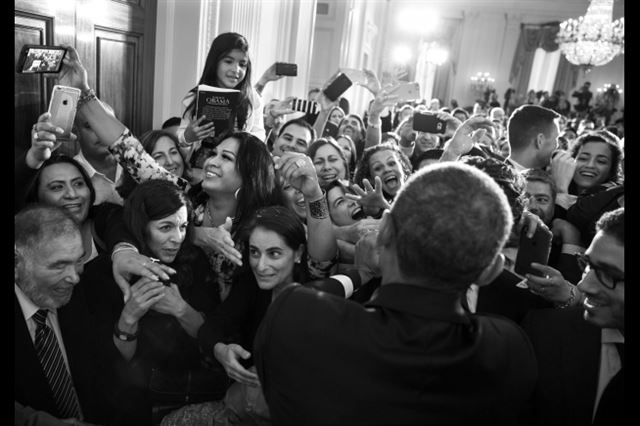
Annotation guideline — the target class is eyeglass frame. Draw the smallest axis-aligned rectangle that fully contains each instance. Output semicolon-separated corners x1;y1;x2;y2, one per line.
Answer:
575;252;624;290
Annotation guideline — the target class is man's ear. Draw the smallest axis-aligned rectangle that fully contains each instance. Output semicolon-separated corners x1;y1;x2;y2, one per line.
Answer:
377;210;394;248
534;133;545;150
15;246;23;281
476;253;505;287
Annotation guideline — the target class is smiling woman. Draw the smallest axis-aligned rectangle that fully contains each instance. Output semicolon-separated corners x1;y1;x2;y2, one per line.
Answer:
81;179;228;424
23;154;101;264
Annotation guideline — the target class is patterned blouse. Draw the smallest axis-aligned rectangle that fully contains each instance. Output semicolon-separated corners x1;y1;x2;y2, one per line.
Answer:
108;128;337;300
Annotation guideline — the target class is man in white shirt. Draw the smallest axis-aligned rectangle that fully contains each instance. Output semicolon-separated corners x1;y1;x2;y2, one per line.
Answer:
14;205;111;425
522;207;624;426
73;103;123;205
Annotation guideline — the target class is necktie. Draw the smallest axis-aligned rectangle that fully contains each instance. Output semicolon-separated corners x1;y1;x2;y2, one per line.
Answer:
33;309;82;419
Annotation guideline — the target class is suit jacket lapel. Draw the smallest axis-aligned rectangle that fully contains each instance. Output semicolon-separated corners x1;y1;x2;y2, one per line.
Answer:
563;311;600;425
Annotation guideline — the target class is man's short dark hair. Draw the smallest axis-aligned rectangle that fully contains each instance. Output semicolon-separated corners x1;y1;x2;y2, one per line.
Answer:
162;116;181;129
389;162;513;289
522;168;557;200
596;207;623;245
15;205;80;253
507;105;560;152
277;117;317;141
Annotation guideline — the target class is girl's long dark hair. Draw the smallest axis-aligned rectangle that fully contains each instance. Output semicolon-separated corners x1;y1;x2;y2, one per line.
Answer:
183;32;253;132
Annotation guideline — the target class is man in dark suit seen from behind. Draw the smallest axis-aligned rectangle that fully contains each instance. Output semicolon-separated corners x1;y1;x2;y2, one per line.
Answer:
254;162;537;425
14;205;112;425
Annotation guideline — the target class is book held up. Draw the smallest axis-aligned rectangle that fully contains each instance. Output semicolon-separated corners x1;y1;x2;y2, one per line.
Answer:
195;84;240;135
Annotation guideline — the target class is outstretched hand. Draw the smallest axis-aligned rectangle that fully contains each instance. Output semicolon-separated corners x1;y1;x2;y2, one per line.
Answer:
345;177;391;216
442;115;494;159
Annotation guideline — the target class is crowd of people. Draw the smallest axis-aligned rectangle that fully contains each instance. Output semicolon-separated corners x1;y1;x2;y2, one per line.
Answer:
15;31;624;426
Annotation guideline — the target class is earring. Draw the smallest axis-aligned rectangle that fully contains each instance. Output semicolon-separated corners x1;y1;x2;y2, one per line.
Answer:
234;187;241;200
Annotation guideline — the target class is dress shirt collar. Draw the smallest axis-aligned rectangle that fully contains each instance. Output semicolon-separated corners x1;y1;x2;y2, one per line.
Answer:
74;150;122;183
366;283;470;325
602;328;624;344
15;283;55;321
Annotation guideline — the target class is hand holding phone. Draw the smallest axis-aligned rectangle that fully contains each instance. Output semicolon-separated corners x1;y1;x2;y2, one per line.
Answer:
514;225;553;277
323;73;353;102
413;111;446;134
48;85;81;141
388;82;421;102
17;45;67;74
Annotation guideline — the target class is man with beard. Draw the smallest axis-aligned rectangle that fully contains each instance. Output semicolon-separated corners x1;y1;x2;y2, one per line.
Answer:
14;205;113;425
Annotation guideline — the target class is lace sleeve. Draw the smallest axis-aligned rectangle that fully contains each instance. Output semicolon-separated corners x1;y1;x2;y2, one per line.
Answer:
108;128;189;190
305;251;339;280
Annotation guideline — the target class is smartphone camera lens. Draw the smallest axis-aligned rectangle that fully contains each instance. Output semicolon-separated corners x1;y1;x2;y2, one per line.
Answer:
62;100;68;105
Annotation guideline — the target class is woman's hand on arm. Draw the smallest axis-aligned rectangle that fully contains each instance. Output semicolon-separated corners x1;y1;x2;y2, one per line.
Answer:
213;343;260;387
111;247;175;302
191;220;243;266
26;112;70;169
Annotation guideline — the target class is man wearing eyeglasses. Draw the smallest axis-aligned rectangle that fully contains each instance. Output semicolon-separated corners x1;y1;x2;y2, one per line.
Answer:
522;207;624;426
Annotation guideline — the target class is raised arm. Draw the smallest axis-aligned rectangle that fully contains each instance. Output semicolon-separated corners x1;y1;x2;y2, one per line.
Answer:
274;152;338;263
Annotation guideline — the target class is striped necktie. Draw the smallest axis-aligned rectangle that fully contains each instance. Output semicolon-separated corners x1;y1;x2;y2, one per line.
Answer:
32;309;82;419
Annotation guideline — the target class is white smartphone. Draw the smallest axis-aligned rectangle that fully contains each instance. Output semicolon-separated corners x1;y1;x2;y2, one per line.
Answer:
388;82;421;102
48;85;81;141
340;68;368;85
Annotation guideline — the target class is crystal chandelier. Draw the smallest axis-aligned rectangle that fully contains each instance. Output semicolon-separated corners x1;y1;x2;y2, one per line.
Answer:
557;0;624;71
470;72;495;92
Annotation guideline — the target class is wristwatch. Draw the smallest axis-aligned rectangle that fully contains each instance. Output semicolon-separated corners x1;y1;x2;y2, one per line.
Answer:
114;323;138;341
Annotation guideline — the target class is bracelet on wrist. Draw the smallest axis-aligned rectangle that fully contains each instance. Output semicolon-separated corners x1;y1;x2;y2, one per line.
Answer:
77;88;97;109
114;322;138;341
308;194;329;219
556;283;577;309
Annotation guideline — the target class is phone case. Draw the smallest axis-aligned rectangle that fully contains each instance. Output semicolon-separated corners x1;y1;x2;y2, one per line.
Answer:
389;82;420;102
17;45;66;74
275;62;297;76
323;121;339;138
323;73;353;101
413;112;446;134
291;98;319;115
514;226;553;277
48;85;81;141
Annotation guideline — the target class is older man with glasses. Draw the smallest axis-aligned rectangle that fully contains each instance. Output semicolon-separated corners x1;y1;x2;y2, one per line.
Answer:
522;207;624;426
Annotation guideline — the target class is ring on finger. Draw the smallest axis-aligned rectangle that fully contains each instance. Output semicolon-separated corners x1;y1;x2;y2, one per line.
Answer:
295;159;306;168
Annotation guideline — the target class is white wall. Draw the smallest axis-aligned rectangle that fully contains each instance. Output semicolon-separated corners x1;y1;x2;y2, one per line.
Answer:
153;0;317;129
